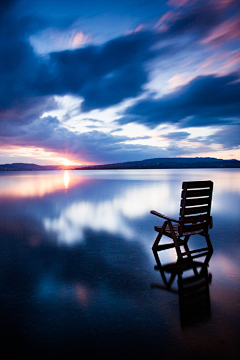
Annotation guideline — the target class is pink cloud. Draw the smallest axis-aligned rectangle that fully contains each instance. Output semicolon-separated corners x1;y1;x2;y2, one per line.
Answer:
202;17;240;46
168;0;237;9
222;50;240;70
167;0;197;7
154;11;176;31
125;24;144;35
211;0;237;9
72;31;90;48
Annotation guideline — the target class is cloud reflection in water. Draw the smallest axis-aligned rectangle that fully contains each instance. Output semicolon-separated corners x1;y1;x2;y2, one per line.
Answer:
43;181;177;245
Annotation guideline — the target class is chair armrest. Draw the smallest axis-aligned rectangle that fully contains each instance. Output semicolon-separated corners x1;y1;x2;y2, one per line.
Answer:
150;210;182;224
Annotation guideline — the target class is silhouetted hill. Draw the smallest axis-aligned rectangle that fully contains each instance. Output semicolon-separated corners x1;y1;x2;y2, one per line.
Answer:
0;163;73;171
0;158;240;171
77;157;240;169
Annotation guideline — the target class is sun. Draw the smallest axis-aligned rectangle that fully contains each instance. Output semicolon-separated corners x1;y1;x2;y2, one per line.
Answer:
62;158;80;166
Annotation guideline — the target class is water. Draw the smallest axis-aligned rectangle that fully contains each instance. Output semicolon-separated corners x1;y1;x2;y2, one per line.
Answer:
0;169;239;359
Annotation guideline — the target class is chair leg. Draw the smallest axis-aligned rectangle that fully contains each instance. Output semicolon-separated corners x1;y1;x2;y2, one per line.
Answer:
202;233;213;266
183;241;199;277
168;220;182;260
183;234;190;245
205;233;213;251
152;221;167;251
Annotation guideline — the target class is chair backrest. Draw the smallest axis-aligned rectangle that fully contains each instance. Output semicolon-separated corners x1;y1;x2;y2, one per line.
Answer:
178;180;213;236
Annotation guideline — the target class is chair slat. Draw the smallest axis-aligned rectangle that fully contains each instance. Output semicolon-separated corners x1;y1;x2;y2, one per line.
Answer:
181;197;211;207
183;181;213;189
182;189;212;198
181;205;209;216
181;222;207;233
181;214;209;224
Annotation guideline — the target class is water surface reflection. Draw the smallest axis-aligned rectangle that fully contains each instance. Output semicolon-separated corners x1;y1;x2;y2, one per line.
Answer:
0;169;239;358
0;170;83;198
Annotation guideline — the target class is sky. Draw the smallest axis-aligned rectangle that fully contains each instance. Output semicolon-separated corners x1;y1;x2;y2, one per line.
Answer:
0;0;240;166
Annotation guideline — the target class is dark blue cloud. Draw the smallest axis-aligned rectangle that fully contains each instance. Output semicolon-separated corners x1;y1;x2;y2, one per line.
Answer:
1;0;239;116
164;131;190;140
0;0;165;113
207;125;240;149
34;31;157;111
0;1;43;110
0;16;157;112
0;97;56;125
120;73;240;128
165;4;221;38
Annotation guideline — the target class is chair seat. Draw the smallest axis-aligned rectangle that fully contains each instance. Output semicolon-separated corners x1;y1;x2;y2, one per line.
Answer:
154;224;204;237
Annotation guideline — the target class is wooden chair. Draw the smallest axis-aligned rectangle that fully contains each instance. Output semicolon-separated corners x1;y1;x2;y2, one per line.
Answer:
151;180;214;267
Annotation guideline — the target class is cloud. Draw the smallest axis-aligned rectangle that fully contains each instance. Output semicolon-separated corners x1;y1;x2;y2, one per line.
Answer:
222;50;240;70
72;31;90;48
158;0;240;51
0;97;56;125
34;31;156;111
167;0;192;7
0;20;156;112
0;111;177;163
156;2;222;38
208;125;240;149
202;17;240;46
163;131;190;140
120;73;240;128
1;0;239;115
0;1;44;110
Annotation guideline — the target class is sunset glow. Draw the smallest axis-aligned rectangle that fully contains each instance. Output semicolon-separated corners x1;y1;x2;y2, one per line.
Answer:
0;146;86;166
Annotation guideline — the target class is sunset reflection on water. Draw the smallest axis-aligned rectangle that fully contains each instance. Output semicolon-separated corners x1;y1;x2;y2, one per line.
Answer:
0;170;82;197
63;170;70;189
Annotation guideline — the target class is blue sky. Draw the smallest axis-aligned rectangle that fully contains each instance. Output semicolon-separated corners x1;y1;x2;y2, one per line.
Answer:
0;0;240;165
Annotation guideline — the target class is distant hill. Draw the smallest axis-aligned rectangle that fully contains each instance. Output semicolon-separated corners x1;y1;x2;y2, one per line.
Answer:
76;157;240;170
0;158;240;171
0;163;74;171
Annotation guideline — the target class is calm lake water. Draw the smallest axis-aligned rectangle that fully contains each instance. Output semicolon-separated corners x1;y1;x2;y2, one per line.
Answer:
0;169;239;359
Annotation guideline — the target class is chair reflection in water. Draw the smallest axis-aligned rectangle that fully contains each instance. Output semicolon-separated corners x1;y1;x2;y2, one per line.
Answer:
151;258;213;328
150;180;214;327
